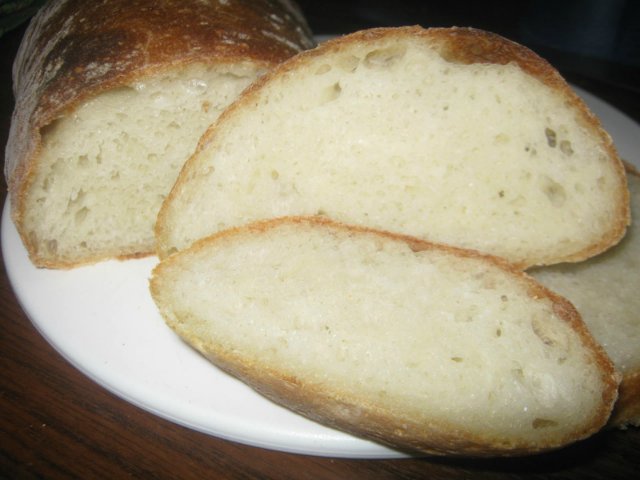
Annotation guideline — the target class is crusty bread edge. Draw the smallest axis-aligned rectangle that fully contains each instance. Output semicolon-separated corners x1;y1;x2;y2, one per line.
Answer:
156;26;630;266
150;215;620;457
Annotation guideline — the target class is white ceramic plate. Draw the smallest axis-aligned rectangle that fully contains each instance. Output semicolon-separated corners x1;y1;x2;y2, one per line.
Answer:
2;87;639;459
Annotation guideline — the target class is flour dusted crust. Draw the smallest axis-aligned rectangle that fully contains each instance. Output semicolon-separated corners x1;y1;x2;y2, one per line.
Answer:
156;26;629;267
5;0;314;268
150;216;620;457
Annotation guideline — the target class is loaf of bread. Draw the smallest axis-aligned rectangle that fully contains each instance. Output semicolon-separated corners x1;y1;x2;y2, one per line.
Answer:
156;26;629;268
4;0;314;268
531;163;640;429
150;216;619;456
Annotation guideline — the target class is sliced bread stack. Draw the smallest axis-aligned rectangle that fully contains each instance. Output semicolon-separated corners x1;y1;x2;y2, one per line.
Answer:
150;26;635;455
5;0;314;268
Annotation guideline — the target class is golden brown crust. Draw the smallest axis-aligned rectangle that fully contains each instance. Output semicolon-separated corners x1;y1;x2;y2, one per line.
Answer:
6;0;314;268
609;370;640;428
158;26;629;264
623;159;640;177
151;215;620;456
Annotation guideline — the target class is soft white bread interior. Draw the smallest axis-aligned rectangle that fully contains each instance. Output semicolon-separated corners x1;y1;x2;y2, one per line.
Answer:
21;63;263;266
156;26;629;268
150;217;619;457
531;164;640;428
5;0;314;268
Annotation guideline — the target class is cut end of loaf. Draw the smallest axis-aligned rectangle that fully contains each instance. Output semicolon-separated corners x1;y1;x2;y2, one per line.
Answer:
150;216;619;456
6;0;316;268
18;62;262;267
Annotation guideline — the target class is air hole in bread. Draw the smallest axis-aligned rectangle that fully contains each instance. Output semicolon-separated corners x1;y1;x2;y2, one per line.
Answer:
531;315;569;352
50;158;65;175
494;133;510;144
67;189;85;208
77;155;89;167
540;176;566;207
39;117;63;143
545;128;557;148
315;64;331;75
532;418;558;429
364;46;407;69
75;207;89;224
336;54;360;72
560;140;574;156
322;82;342;103
511;367;525;382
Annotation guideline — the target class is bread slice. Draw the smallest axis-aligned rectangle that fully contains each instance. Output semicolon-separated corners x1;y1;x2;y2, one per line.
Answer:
150;216;619;456
5;0;314;268
156;26;629;268
530;163;640;428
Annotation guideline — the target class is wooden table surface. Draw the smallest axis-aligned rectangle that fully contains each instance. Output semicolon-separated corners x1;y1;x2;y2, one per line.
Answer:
2;3;639;478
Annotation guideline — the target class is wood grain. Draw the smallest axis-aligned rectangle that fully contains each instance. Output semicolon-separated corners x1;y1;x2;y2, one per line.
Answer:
2;6;640;479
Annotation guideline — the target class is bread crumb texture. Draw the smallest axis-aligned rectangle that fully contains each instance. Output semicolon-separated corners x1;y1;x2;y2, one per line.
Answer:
23;63;260;264
158;28;627;267
151;218;617;454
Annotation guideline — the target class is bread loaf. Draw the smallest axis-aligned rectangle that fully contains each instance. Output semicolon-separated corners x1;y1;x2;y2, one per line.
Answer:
156;26;629;268
4;0;314;268
531;163;640;428
150;216;619;457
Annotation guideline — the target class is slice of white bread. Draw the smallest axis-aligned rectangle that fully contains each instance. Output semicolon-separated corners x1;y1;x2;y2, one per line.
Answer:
149;216;619;457
156;26;629;268
5;0;314;268
530;164;640;428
